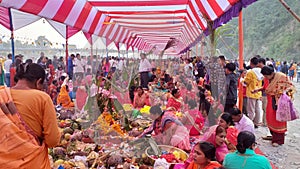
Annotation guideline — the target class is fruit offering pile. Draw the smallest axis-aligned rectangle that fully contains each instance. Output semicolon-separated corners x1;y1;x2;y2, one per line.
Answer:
150;150;187;164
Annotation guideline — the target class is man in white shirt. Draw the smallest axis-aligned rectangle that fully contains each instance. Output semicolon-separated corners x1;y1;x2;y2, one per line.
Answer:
117;58;124;71
229;107;255;133
4;53;12;87
109;56;117;73
73;53;85;82
138;53;152;89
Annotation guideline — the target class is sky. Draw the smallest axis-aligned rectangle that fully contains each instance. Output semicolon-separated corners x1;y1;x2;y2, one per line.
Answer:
0;19;95;49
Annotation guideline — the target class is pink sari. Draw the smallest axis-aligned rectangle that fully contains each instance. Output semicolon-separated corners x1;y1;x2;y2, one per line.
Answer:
202;125;228;162
154;111;190;151
186;125;228;165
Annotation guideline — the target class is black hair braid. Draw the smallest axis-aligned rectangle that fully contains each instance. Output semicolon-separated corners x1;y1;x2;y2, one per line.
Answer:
236;143;246;154
236;131;256;154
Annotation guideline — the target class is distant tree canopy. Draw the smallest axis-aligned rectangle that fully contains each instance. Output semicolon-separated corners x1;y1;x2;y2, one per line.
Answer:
207;0;300;62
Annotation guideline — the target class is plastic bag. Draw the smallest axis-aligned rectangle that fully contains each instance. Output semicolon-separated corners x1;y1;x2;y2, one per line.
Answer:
276;93;300;122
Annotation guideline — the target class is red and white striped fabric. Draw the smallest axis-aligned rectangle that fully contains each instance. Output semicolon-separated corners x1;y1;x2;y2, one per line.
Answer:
0;0;106;35
87;0;241;52
0;0;255;54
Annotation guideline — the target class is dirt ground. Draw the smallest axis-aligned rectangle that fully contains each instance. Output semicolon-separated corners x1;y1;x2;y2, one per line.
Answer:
255;80;300;169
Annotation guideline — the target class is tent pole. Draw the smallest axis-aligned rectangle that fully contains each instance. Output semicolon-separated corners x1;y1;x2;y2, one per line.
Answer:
8;8;15;63
65;26;69;73
238;11;244;112
91;35;93;60
196;43;198;57
201;35;204;57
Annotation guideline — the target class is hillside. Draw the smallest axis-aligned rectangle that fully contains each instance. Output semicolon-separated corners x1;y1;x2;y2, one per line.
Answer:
219;0;300;61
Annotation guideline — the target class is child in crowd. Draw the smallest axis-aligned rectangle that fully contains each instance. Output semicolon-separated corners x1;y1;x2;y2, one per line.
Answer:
238;69;248;115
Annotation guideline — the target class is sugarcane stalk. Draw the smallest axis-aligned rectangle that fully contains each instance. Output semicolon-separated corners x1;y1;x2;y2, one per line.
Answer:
278;0;300;22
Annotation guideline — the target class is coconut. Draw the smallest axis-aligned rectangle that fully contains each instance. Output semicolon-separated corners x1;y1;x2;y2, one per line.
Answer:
107;154;123;167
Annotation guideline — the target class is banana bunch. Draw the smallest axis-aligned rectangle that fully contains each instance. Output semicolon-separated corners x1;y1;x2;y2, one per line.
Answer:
140;106;151;114
172;150;187;161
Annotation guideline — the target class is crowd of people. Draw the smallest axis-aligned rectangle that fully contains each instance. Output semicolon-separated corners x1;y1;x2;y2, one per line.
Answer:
133;53;297;168
0;51;298;169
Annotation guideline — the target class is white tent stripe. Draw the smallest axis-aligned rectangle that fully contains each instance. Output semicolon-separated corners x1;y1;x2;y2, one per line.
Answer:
115;27;123;42
94;14;106;35
82;7;98;32
216;0;231;11
108;24;119;40
200;0;217;20
102;23;112;37
94;5;187;12
189;0;207;29
64;0;86;27
38;0;64;19
0;0;26;9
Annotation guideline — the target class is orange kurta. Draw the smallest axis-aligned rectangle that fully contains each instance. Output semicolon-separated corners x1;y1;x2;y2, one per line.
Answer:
11;89;61;145
0;88;60;168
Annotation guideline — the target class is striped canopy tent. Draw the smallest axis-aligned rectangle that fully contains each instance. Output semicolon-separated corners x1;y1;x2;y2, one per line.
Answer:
0;0;256;55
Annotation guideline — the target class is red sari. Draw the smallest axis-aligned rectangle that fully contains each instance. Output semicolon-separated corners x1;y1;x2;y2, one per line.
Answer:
166;96;183;111
263;77;287;134
48;64;55;85
263;73;295;144
133;92;150;109
226;126;239;147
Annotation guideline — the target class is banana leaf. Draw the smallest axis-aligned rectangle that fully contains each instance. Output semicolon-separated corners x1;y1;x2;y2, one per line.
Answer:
113;98;130;131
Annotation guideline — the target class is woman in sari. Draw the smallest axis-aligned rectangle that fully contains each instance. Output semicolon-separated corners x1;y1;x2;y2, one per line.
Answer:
184;125;228;168
57;78;75;108
154;110;191;151
187;142;222;169
218;113;239;151
0;63;60;168
133;86;150;109
166;88;183;111
223;131;272;169
138;105;164;138
201;125;229;163
254;66;295;146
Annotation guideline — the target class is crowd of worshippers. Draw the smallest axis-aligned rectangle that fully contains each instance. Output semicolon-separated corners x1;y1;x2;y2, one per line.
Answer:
0;51;295;168
133;53;295;168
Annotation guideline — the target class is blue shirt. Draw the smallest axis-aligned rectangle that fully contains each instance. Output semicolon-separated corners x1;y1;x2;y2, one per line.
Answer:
67;58;73;74
223;149;272;169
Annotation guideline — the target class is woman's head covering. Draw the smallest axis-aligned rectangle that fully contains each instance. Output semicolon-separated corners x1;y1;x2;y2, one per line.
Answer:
201;125;228;163
160;111;182;131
